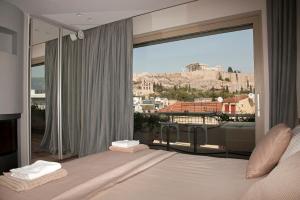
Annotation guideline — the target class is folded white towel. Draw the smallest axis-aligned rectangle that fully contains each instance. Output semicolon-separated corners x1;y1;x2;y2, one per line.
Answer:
10;160;61;180
112;140;139;148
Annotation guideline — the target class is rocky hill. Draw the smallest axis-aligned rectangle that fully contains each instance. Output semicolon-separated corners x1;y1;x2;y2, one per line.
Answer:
133;70;254;93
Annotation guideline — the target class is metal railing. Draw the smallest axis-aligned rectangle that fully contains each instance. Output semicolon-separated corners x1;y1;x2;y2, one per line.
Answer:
133;112;255;157
136;112;255;125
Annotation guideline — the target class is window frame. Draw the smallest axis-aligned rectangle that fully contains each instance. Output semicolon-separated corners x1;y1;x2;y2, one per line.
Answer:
133;11;266;145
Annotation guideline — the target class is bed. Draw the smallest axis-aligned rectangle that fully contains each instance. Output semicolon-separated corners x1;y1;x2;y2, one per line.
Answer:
0;149;260;200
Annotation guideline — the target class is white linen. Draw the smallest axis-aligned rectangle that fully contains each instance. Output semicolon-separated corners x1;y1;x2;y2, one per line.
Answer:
90;153;259;200
112;140;139;148
10;160;61;180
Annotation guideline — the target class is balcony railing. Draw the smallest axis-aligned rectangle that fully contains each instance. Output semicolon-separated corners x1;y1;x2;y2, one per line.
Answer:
134;112;255;158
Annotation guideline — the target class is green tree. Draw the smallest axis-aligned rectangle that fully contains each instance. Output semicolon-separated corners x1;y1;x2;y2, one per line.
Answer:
153;82;156;92
225;85;229;92
228;67;233;73
218;73;223;81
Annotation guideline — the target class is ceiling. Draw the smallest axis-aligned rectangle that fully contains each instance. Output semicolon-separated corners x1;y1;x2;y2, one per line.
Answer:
8;0;193;30
31;18;74;45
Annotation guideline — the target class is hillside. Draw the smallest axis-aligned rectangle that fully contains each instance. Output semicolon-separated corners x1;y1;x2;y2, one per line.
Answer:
133;70;254;93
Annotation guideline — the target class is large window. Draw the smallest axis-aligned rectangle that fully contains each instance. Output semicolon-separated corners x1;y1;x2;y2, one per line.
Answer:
133;28;256;157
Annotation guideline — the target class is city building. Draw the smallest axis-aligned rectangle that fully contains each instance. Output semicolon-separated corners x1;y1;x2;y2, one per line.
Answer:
30;90;46;109
159;101;223;113
185;63;224;72
154;97;169;109
222;95;255;114
133;79;154;96
194;97;212;102
133;96;143;105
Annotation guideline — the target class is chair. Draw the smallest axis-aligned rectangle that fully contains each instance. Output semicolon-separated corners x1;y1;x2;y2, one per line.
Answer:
159;122;180;150
187;124;208;153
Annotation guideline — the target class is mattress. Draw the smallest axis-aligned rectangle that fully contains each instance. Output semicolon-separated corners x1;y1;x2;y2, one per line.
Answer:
0;150;260;200
0;149;156;200
90;153;260;200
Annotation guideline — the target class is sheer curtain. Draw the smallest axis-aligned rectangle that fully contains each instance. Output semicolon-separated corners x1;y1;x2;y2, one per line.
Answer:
42;18;133;157
267;0;298;127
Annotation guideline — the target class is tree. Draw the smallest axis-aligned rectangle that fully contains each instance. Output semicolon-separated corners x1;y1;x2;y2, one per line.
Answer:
225;85;229;92
218;73;223;81
228;67;233;73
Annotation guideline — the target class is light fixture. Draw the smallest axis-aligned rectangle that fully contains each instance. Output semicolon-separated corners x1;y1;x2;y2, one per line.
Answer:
77;30;84;39
69;33;77;41
69;30;84;41
76;13;83;17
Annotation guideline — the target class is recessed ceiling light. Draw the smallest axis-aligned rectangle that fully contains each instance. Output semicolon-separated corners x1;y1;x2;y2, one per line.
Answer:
76;13;83;17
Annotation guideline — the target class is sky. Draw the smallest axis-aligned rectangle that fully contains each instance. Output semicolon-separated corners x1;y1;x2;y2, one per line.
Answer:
32;65;45;78
133;29;254;74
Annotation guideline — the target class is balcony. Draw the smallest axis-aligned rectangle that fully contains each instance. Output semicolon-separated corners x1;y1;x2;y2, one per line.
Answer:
133;112;255;159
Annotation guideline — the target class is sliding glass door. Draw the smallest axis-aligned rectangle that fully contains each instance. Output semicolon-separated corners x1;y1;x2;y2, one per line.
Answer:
30;19;80;162
30;18;59;162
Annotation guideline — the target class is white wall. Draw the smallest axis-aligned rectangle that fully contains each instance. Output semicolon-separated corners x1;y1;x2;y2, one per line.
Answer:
20;14;30;166
0;1;29;166
0;31;14;53
133;0;269;134
32;43;45;59
0;1;24;114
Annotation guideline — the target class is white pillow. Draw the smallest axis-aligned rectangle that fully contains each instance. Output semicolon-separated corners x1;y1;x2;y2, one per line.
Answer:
280;125;300;162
